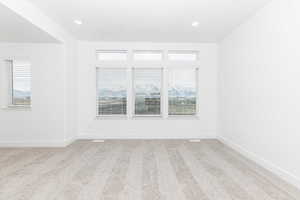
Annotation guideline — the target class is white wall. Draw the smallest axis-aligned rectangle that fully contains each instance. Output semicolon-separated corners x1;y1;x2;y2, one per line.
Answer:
0;0;73;43
0;41;216;144
0;43;68;146
0;0;78;146
64;40;78;142
78;42;218;139
219;0;300;189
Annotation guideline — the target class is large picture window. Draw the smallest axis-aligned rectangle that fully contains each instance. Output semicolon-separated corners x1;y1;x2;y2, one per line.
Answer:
96;68;127;115
168;69;197;115
134;68;162;116
95;49;199;118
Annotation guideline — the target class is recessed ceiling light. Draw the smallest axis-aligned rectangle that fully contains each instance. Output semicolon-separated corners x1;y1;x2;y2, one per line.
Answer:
192;21;199;27
74;20;83;25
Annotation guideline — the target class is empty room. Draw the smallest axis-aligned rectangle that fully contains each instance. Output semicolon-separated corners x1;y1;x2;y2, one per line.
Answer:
0;0;300;199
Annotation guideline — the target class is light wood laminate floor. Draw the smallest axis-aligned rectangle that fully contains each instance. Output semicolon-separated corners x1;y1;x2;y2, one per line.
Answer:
0;140;299;200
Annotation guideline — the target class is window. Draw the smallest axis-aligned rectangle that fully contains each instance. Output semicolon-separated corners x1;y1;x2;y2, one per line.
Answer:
95;49;199;118
133;51;163;61
96;68;127;115
168;51;198;61
168;69;197;115
96;50;127;61
5;60;32;106
134;68;162;115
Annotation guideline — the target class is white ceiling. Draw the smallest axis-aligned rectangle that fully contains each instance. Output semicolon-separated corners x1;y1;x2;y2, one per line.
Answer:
11;0;272;43
0;3;59;43
26;0;271;42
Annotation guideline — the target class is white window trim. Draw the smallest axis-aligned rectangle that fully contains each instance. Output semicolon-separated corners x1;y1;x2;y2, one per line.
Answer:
1;59;32;110
132;67;164;117
166;67;199;118
95;67;129;118
95;49;200;120
2;104;32;110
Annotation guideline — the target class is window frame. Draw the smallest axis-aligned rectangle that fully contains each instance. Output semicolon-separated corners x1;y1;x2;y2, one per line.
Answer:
94;49;200;119
2;59;32;109
166;67;199;117
167;50;199;61
95;66;129;118
133;50;163;61
96;50;128;61
132;67;164;117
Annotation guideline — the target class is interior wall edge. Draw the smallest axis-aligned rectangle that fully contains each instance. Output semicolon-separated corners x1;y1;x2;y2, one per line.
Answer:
216;0;273;43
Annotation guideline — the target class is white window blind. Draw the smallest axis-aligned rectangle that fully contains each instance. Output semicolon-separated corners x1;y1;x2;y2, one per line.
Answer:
11;61;31;106
96;68;127;115
134;68;162;115
168;69;197;115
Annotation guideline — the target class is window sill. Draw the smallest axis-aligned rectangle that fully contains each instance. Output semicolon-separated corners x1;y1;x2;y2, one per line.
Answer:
94;115;199;120
167;115;199;120
132;115;163;120
95;115;128;120
2;105;32;111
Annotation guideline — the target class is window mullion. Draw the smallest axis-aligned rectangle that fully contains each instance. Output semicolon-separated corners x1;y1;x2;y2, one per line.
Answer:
162;67;168;118
127;67;133;118
196;68;200;117
9;60;14;105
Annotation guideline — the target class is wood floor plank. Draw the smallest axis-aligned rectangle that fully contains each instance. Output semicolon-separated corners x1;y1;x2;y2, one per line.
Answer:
101;141;138;200
142;141;162;200
38;143;103;200
203;141;295;200
0;149;60;197
180;143;245;200
0;140;298;200
4;142;91;200
207;141;295;200
164;140;209;200
0;149;26;163
77;141;122;200
52;142;114;200
154;141;186;200
185;142;257;200
0;148;48;177
120;141;143;200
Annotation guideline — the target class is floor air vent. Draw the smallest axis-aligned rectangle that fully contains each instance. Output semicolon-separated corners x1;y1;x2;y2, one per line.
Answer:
189;139;201;143
92;140;105;143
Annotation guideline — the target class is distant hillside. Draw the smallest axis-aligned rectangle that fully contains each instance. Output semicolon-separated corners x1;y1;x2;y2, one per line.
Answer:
168;86;196;97
97;85;196;97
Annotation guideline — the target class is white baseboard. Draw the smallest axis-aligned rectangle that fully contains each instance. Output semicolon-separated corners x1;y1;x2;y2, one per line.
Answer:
77;133;216;140
0;138;76;147
218;136;300;191
0;134;215;147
